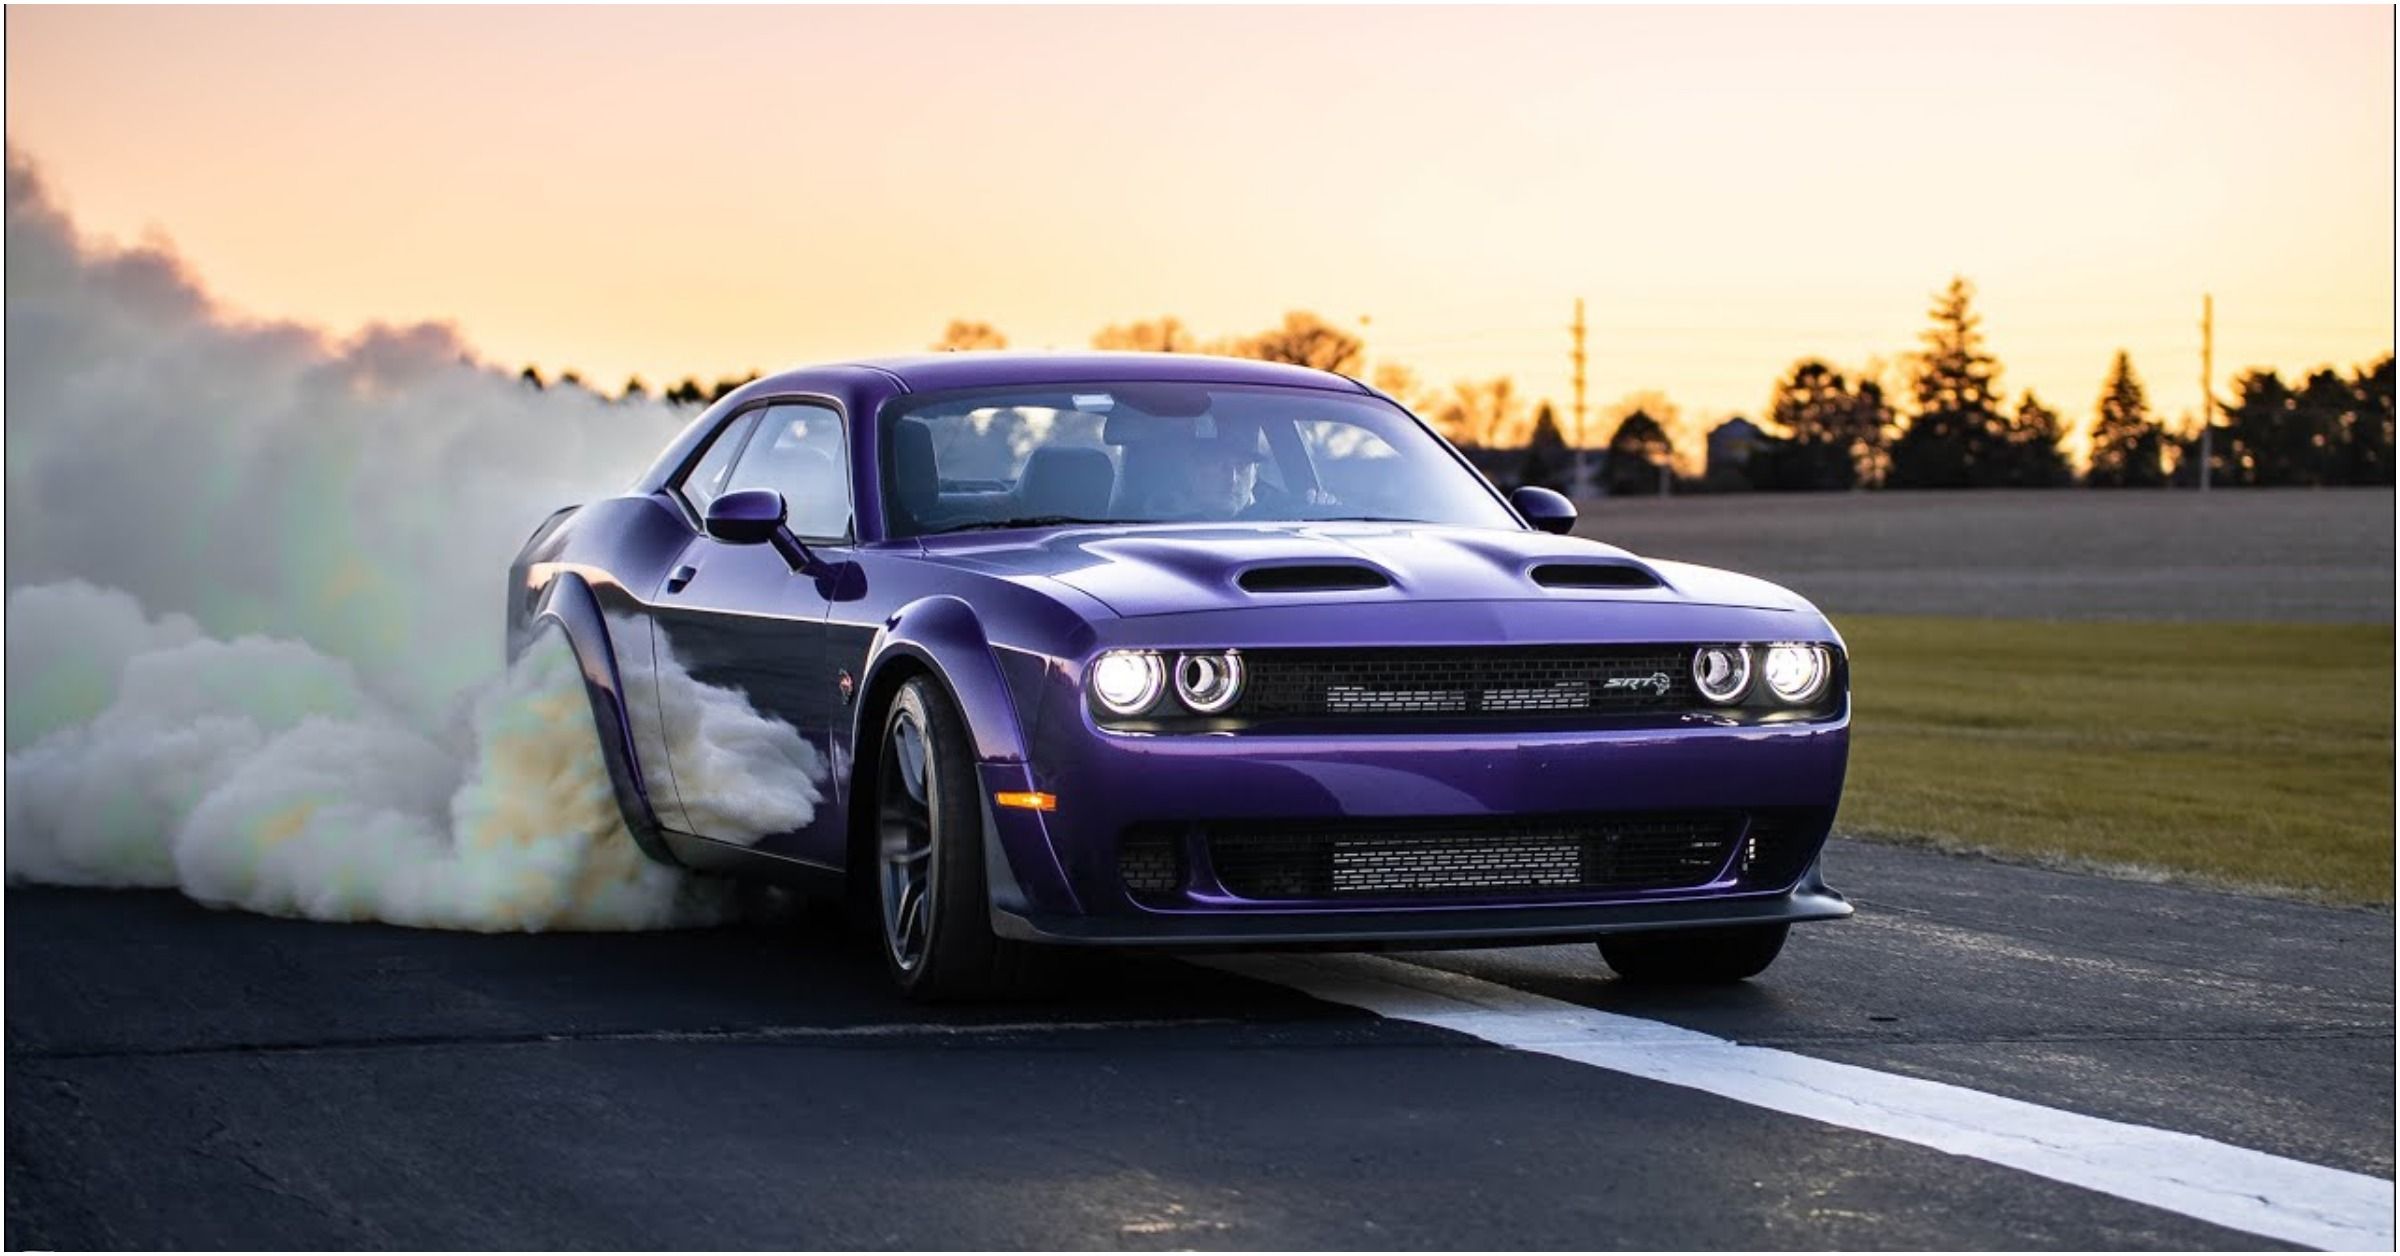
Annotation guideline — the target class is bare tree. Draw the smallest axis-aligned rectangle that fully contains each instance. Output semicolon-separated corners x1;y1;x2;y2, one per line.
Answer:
933;320;1008;351
1092;317;1198;353
1370;362;1440;416
1222;311;1364;376
1437;376;1524;448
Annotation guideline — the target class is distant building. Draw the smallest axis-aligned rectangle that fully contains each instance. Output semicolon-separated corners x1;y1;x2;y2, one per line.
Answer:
1706;416;1768;481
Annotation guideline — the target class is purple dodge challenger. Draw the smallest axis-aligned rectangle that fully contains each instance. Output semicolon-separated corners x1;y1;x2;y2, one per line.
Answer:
509;352;1851;998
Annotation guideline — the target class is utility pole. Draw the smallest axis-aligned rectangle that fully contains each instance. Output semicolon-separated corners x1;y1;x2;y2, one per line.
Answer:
1570;298;1590;499
2198;294;2214;492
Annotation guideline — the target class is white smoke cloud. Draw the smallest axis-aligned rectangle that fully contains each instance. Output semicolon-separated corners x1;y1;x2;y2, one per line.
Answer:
3;149;817;930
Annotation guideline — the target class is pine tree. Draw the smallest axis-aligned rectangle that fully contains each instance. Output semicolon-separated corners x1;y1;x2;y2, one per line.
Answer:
2215;369;2292;487
2346;357;2395;486
1889;277;2004;488
1604;410;1674;496
1999;391;2071;487
1518;403;1572;492
2290;369;2354;487
2087;351;2167;487
1764;359;1892;490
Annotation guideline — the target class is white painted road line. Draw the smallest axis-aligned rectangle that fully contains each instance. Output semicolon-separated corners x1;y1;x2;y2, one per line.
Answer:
1205;952;2397;1252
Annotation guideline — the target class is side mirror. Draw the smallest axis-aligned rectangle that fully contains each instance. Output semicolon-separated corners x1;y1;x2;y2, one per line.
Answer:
1511;485;1578;535
704;488;815;571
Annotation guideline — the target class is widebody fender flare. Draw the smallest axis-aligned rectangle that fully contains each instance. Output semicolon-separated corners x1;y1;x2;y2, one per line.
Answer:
525;571;679;866
855;595;1077;915
854;595;1033;766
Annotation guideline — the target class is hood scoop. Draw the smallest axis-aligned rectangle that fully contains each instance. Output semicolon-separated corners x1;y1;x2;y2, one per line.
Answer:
1531;561;1661;590
1238;563;1392;593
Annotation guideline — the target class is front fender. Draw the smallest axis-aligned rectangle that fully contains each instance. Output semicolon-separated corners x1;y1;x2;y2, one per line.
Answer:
856;595;1078;915
856;595;1033;764
527;572;679;867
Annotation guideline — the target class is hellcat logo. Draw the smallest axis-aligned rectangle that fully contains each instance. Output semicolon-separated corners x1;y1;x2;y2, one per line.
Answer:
1602;672;1673;697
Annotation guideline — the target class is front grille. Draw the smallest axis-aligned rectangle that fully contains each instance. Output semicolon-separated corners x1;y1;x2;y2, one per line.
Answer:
1194;811;1744;901
1236;647;1697;722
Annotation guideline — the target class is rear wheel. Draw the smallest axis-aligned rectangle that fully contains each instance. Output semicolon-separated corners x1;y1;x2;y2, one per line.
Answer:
1596;923;1789;984
873;677;1030;1000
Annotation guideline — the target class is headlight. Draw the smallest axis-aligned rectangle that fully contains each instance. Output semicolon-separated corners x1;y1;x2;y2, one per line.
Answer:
1090;650;1165;715
1174;651;1245;713
1692;645;1752;704
1761;643;1830;703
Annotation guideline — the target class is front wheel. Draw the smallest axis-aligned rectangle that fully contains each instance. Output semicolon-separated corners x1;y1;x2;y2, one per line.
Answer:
1596;923;1789;984
873;677;1031;1000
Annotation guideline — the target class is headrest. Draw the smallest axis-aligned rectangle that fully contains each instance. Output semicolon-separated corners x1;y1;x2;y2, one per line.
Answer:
1017;445;1116;519
888;419;940;525
1100;410;1265;463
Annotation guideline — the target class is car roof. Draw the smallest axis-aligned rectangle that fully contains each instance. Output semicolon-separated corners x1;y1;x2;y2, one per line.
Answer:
759;351;1374;396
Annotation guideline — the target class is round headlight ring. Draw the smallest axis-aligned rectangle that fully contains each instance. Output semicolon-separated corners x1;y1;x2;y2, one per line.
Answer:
1762;643;1830;704
1173;650;1245;714
1692;645;1753;704
1090;650;1166;715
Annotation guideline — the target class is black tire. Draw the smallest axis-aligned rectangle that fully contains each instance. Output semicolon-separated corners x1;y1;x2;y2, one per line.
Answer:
1596;923;1789;984
871;677;1033;1000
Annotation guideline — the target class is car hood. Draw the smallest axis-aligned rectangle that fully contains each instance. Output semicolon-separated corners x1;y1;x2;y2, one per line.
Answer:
911;522;1812;619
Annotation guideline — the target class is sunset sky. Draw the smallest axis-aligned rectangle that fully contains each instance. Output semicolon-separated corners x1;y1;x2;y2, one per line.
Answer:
7;5;2391;455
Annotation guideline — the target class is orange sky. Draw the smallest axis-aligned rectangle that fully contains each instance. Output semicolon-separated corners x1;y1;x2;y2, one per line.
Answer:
7;5;2392;458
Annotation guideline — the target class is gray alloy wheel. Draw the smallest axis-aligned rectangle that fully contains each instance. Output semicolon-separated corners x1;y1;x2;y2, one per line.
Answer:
875;700;936;974
1596;923;1790;984
871;677;1027;1000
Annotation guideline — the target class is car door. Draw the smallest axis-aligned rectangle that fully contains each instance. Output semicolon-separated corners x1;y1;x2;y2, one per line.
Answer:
649;399;854;866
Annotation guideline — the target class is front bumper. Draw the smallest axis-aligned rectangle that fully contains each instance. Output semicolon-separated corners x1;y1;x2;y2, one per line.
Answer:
993;861;1850;947
982;705;1852;946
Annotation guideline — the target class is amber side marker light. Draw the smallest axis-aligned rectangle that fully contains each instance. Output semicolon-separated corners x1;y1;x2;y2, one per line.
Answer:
994;791;1057;812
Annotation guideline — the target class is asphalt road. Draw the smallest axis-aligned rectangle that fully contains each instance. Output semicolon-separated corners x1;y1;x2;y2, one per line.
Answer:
1576;487;2395;622
8;840;2391;1250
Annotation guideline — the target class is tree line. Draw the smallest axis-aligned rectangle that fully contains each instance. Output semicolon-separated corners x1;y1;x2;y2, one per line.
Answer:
519;280;2392;493
1715;278;2393;493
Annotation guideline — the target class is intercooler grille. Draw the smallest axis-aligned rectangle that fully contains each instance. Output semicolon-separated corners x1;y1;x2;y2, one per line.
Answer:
1236;647;1698;722
1195;811;1744;901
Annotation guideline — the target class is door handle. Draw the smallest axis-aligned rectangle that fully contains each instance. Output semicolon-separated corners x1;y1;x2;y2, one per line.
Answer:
665;564;698;594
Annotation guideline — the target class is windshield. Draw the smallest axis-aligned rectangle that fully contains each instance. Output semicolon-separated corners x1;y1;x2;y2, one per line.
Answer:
879;381;1518;538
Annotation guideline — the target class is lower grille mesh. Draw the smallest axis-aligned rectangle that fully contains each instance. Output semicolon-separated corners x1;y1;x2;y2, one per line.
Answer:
1117;830;1184;897
1197;811;1743;901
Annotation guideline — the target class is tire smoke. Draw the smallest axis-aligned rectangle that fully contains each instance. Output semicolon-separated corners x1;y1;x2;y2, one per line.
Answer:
3;149;803;930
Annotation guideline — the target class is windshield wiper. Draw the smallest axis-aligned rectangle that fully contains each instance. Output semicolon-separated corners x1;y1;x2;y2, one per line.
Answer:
938;515;1122;534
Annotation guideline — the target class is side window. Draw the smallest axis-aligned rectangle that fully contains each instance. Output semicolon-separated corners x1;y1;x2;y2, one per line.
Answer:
725;402;852;540
676;411;759;517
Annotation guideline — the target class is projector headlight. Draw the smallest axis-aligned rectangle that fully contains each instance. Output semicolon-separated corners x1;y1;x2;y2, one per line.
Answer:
1173;651;1245;714
1090;650;1165;715
1692;645;1752;704
1761;643;1831;704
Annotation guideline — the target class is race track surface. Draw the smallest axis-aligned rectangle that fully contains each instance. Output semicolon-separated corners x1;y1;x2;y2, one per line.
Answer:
8;840;2391;1250
1577;488;2395;623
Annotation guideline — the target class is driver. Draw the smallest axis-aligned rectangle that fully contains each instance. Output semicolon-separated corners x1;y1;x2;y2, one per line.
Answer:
1116;412;1340;519
1124;414;1266;519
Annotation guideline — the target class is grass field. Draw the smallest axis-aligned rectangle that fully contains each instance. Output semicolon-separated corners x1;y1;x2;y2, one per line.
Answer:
1839;615;2394;904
